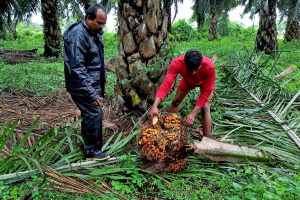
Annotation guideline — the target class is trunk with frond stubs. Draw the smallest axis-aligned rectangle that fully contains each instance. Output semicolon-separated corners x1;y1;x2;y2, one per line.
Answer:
83;0;91;12
115;0;172;109
284;17;300;42
41;0;62;57
255;0;278;54
208;14;218;41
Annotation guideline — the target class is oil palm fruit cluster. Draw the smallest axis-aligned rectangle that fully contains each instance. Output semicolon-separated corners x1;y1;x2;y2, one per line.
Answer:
139;114;188;172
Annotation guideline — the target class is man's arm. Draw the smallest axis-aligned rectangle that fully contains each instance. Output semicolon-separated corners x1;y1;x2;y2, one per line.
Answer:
149;60;179;121
148;97;162;123
104;58;108;85
183;105;201;126
68;35;101;103
155;61;179;100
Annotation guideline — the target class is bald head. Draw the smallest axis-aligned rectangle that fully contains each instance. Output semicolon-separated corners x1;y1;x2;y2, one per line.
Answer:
85;4;107;34
85;4;107;20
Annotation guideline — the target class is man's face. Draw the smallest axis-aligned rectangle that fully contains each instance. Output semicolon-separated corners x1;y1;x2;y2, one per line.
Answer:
86;9;107;33
187;66;200;75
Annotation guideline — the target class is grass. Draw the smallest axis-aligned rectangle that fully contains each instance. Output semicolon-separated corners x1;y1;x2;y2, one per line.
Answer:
0;59;64;97
1;21;300;199
1;155;299;199
0;23;44;53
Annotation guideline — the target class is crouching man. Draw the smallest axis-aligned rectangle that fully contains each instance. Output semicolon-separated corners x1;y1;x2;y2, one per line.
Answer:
148;50;216;137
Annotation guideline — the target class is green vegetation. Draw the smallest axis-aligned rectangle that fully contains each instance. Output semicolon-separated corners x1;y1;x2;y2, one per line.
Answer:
0;60;64;96
1;21;299;98
0;19;300;199
0;22;118;97
1;153;300;199
0;23;44;51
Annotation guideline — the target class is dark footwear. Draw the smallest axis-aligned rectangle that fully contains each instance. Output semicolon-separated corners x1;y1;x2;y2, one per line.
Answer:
86;149;110;161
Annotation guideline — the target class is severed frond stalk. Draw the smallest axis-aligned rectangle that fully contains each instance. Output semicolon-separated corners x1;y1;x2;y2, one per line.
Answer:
41;164;128;199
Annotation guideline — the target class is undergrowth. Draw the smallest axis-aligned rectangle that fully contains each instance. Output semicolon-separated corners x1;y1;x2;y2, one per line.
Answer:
1;154;299;199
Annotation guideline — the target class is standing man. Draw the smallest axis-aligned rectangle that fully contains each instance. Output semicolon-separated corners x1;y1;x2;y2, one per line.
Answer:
63;4;109;160
148;50;216;137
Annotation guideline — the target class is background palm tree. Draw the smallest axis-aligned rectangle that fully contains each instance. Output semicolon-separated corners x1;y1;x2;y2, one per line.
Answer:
278;0;300;42
241;0;278;54
0;0;39;39
41;0;62;57
58;0;95;21
1;0;62;57
191;0;240;41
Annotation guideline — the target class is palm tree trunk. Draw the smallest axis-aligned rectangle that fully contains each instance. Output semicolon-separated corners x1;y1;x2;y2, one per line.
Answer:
190;137;297;171
163;0;172;33
83;0;91;12
255;0;278;54
190;137;271;163
41;0;62;57
208;14;218;41
12;21;18;40
284;17;300;42
7;20;18;40
115;0;172;109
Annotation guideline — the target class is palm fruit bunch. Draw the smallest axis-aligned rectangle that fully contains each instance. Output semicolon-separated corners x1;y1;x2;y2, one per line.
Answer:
138;114;189;173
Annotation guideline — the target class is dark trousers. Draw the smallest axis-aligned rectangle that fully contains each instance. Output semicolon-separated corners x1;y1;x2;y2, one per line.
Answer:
71;95;103;151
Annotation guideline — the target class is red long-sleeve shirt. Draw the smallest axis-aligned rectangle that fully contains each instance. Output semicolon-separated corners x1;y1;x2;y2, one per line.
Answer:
156;55;216;108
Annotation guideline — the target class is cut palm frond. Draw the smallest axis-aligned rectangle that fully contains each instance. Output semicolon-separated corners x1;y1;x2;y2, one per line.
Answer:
211;52;300;168
42;164;128;200
0;117;84;184
0;111;142;184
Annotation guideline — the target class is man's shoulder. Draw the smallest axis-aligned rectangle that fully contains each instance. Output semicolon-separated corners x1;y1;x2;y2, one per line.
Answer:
64;22;89;41
175;55;185;62
171;55;185;66
202;56;215;69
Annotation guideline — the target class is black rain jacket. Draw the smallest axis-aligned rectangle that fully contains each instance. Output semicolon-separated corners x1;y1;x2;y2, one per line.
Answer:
63;20;106;102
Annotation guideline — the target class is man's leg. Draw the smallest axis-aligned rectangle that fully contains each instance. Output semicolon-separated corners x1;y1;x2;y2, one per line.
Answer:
168;89;190;113
71;95;103;151
201;92;213;137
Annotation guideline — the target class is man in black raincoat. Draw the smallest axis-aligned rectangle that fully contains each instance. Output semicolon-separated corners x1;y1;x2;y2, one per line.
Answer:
63;4;109;161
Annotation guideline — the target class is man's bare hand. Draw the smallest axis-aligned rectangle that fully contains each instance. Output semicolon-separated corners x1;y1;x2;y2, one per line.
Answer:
105;78;108;85
91;97;102;107
183;113;195;126
148;107;160;123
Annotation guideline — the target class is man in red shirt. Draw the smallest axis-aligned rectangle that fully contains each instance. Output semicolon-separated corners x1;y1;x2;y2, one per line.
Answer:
148;50;216;137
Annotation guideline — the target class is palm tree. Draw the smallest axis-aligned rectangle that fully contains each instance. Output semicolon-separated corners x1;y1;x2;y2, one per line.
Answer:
192;0;240;41
278;0;300;42
58;0;95;20
256;0;278;54
241;0;278;54
0;0;39;39
41;0;62;57
95;0;173;109
1;0;62;57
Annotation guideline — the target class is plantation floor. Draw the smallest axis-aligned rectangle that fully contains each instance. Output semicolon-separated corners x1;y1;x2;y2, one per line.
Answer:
0;88;146;155
1;37;300;199
0;49;39;65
